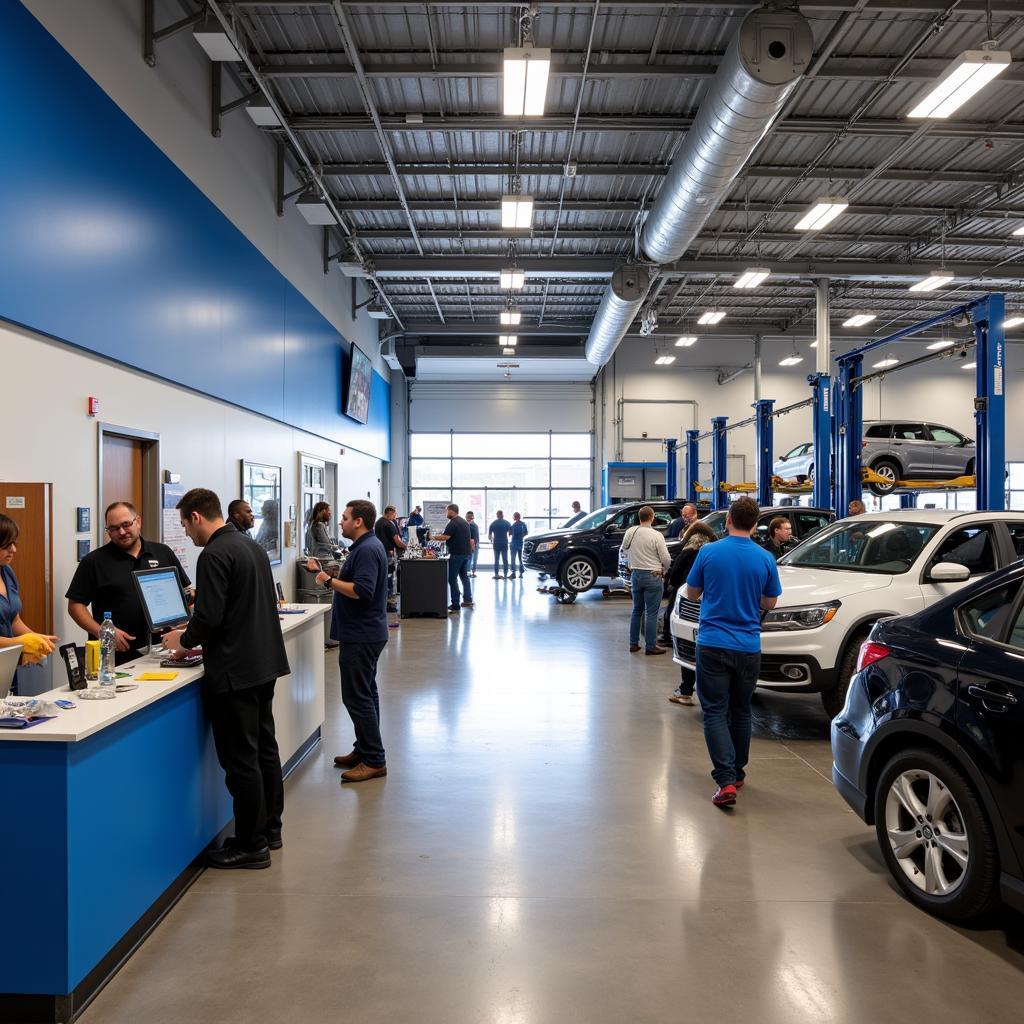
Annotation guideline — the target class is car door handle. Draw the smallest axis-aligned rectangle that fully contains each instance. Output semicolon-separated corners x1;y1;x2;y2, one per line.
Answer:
968;685;1018;710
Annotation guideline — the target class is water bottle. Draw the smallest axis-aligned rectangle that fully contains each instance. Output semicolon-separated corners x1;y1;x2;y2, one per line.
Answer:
99;612;117;686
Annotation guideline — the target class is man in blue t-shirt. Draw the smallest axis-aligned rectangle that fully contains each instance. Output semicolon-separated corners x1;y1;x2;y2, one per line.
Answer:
489;511;513;578
685;496;781;807
509;512;529;578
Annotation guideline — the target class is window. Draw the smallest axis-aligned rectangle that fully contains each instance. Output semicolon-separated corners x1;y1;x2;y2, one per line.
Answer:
929;526;996;577
1007;463;1024;511
893;424;928;441
784;521;939;574
782;443;808;459
928;425;965;444
961;583;1021;643
1006;524;1024;561
866;424;893;439
1008;599;1024;650
794;512;831;538
652;511;674;532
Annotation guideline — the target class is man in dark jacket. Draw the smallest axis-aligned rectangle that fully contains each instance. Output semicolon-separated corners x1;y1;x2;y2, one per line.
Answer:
164;488;290;870
763;517;798;560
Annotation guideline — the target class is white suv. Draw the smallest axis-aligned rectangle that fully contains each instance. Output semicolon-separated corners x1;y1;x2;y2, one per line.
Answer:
670;510;1024;717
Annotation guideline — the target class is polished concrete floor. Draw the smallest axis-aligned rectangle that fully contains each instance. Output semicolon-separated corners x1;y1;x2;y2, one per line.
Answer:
81;581;1024;1023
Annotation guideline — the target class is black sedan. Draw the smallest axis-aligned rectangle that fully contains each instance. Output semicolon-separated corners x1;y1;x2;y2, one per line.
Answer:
832;561;1024;921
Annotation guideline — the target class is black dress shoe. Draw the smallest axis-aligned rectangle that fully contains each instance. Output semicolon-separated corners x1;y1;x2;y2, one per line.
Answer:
264;828;283;850
207;843;271;870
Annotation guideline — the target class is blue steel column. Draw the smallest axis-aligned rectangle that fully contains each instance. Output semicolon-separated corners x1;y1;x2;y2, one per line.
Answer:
899;492;917;509
711;416;729;511
809;373;832;510
975;293;1006;511
665;438;678;501
685;429;701;503
834;358;862;515
754;400;775;507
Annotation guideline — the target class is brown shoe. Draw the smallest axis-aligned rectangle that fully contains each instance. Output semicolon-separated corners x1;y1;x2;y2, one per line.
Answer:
341;762;387;783
629;644;641;653
645;646;668;656
333;750;361;768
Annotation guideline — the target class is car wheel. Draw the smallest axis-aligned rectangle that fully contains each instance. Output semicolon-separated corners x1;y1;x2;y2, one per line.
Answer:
965;458;974;477
874;748;998;921
820;630;869;719
559;555;598;594
808;464;815;483
869;457;900;495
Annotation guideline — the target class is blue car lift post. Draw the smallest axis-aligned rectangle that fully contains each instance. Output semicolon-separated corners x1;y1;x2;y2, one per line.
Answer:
833;294;1005;514
685;428;701;504
664;438;678;501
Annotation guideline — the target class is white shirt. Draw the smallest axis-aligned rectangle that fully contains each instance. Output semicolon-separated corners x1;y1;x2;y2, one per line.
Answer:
622;525;671;572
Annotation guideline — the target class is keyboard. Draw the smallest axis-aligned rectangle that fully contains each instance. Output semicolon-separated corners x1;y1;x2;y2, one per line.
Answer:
160;655;203;668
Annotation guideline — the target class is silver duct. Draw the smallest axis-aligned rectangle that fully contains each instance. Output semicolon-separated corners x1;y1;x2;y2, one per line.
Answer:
584;265;650;366
584;4;813;367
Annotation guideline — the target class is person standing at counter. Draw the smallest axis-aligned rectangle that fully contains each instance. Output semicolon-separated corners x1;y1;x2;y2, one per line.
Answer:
312;499;390;783
434;504;474;612
466;511;480;577
510;512;528;578
374;505;407;614
164;488;290;868
227;499;254;538
0;514;58;691
66;501;190;665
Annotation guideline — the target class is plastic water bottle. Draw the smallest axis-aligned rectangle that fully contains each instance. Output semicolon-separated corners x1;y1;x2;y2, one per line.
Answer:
99;612;117;686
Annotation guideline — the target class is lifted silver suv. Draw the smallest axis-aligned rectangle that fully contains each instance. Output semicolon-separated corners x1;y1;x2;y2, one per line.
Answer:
862;420;974;495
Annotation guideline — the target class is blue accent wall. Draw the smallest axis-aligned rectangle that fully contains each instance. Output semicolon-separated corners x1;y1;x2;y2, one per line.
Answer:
0;3;389;461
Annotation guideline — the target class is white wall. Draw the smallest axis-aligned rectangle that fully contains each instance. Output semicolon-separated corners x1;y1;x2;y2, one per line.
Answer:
21;0;387;378
1;324;383;646
409;382;594;433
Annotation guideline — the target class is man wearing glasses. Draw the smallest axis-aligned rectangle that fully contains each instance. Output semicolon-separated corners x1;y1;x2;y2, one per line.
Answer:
67;501;190;664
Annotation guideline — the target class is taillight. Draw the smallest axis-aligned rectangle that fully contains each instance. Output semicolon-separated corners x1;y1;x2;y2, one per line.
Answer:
856;641;890;673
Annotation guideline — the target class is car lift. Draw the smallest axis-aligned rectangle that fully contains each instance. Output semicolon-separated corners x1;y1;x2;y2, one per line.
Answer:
833;294;1006;513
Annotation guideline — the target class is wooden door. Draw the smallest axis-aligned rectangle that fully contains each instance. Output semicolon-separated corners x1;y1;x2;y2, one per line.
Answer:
101;434;144;517
0;483;53;632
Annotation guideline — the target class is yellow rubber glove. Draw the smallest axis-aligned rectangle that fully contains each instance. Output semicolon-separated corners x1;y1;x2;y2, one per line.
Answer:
15;632;58;664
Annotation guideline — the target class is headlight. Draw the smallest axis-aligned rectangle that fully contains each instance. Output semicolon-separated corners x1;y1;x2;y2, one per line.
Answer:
761;601;840;631
535;540;560;553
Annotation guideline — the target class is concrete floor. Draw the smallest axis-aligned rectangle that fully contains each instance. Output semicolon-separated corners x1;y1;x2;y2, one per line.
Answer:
80;582;1024;1023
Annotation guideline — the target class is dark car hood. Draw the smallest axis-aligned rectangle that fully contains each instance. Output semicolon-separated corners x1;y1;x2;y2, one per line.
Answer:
528;528;587;543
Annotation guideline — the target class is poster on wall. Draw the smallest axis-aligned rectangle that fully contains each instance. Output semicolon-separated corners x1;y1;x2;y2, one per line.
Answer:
162;482;189;563
422;500;450;533
241;461;283;565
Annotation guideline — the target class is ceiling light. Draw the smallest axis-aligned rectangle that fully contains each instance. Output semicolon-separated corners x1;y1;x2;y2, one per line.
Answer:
734;267;770;289
926;339;954;350
500;309;522;326
962;361;977;370
842;313;877;328
501;195;534;230
502;347;516;356
192;15;240;61
294;185;337;225
809;341;818;348
498;335;518;345
907;49;1012;119
909;271;953;293
1014;226;1024;237
873;357;899;368
675;336;698;347
778;355;804;367
795;197;849;232
1003;316;1024;329
499;267;526;290
245;101;281;127
655;355;676;366
503;47;552;117
698;310;726;325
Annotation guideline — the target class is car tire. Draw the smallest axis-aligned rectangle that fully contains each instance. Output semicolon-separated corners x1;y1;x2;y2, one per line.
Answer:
873;747;999;921
820;629;869;719
965;458;974;477
559;555;598;595
869;457;901;495
807;463;815;483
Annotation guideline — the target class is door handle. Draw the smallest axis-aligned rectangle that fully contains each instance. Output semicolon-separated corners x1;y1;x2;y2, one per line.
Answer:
968;685;1018;710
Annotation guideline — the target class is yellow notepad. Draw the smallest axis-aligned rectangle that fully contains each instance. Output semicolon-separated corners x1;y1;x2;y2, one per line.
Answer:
135;672;179;681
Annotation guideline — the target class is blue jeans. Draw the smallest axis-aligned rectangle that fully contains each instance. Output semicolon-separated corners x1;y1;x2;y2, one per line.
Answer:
696;644;760;786
629;570;664;650
470;546;479;572
493;544;509;574
510;545;524;573
448;553;472;605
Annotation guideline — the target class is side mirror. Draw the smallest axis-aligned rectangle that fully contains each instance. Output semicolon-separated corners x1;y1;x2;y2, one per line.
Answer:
929;561;970;583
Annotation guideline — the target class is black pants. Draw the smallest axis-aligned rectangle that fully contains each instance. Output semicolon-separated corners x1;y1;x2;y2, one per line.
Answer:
340;641;388;767
207;679;283;849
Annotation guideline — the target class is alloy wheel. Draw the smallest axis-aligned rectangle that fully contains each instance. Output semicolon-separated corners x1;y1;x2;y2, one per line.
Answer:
564;560;595;591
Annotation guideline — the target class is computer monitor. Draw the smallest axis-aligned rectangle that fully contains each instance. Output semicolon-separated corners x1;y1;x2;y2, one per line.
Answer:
132;567;190;636
0;645;22;700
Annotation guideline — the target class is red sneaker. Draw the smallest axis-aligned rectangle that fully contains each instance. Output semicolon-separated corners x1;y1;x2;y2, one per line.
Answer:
735;779;745;789
712;785;737;807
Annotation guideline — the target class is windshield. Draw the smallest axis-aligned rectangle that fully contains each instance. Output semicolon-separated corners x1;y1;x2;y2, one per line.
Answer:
571;506;622;531
781;520;940;574
701;511;728;536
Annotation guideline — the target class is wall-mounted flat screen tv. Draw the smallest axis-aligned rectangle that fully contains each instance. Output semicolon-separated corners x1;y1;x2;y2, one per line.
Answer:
344;344;372;424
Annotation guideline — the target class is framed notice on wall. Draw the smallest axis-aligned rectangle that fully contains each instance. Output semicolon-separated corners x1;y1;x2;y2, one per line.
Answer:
162;482;189;563
241;461;282;565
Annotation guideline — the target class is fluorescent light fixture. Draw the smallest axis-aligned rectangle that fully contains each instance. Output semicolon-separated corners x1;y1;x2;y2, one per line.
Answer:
778;355;804;367
245;102;281;127
499;267;526;290
734;267;770;289
1014;225;1024;237
675;336;698;347
1003;316;1024;329
873;357;899;368
498;335;518;345
503;47;552;117
500;309;522;326
192;16;240;61
810;341;818;348
655;355;676;366
698;310;727;325
795;197;849;232
962;361;977;370
907;49;1012;119
926;339;954;350
501;195;534;230
294;186;337;225
365;304;392;320
909;271;954;292
502;347;516;356
842;313;877;328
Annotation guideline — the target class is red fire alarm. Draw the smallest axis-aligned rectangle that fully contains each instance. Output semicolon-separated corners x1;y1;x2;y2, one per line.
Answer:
87;396;100;417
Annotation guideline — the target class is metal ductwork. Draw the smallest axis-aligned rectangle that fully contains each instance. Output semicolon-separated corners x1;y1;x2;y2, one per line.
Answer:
584;4;813;367
584;264;651;366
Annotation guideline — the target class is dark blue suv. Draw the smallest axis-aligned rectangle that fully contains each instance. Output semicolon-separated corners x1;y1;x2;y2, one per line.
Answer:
832;561;1024;921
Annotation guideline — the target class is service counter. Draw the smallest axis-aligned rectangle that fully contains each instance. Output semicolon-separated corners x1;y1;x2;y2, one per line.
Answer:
0;603;331;1022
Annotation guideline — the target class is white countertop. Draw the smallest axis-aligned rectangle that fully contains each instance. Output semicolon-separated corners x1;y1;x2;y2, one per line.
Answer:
0;604;331;744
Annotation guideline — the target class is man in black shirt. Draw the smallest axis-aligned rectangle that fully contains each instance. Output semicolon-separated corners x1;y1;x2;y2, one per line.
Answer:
227;499;255;537
433;503;474;612
164;488;290;870
66;501;190;664
374;505;407;613
763;517;798;560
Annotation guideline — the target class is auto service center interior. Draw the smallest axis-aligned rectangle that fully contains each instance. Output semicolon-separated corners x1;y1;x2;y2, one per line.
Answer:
2;1;1024;1021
